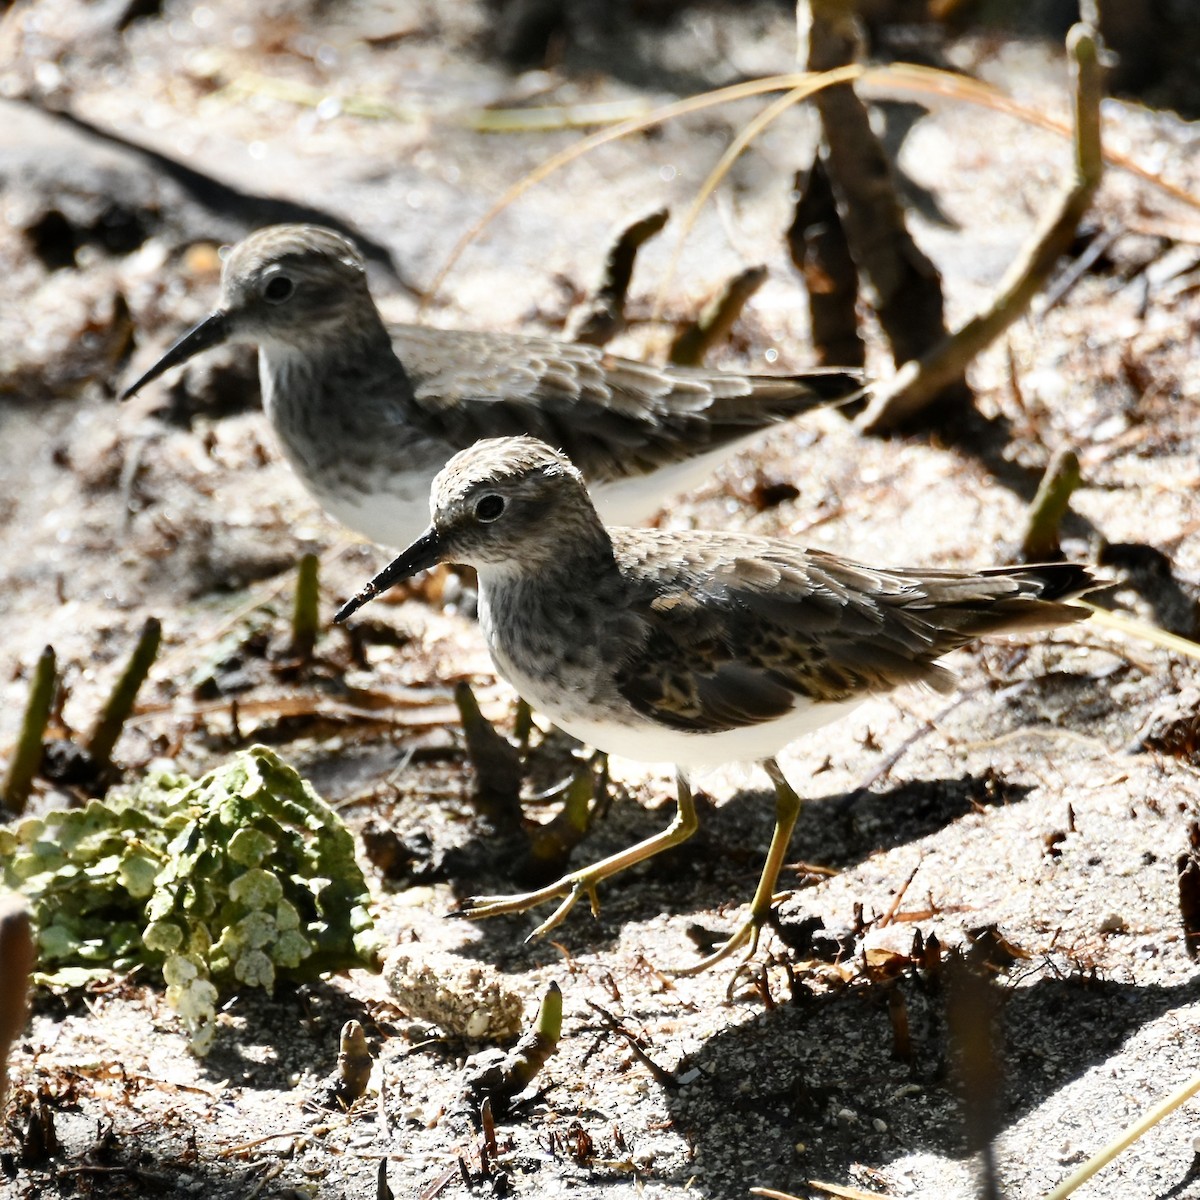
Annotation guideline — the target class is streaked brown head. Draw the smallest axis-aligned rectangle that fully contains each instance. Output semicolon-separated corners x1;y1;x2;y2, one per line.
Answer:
335;437;606;621
122;224;376;400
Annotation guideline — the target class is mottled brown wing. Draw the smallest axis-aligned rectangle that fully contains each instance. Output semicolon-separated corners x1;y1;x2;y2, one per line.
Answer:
608;532;1093;735
610;582;804;733
391;324;861;484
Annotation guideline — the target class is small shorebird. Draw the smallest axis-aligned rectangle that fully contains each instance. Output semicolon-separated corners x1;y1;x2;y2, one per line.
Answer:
122;224;862;549
335;436;1096;973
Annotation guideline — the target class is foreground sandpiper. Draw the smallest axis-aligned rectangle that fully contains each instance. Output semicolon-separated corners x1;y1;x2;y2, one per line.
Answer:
335;436;1097;973
122;224;863;550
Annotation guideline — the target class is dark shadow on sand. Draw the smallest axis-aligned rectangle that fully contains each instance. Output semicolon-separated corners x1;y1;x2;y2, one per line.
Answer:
660;971;1200;1197
446;769;1027;971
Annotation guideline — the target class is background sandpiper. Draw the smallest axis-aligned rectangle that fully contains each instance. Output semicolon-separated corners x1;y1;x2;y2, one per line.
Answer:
335;435;1097;973
122;224;863;551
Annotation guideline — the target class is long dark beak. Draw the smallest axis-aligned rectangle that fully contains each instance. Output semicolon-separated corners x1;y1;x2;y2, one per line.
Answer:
334;528;445;623
121;311;230;401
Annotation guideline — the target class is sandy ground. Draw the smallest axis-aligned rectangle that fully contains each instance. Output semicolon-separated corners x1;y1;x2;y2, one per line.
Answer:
3;2;1200;1198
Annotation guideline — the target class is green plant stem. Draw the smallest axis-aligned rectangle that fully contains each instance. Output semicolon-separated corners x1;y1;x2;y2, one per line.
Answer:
506;981;563;1094
525;764;594;872
85;617;162;772
0;894;33;1107
292;553;320;660
1021;449;1082;559
337;1019;372;1101
453;681;523;825
1;645;56;814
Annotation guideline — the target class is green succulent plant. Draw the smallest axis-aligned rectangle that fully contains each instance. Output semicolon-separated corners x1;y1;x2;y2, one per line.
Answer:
0;746;377;1054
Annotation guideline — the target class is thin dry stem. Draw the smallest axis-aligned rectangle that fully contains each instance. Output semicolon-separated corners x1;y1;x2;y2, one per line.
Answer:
1041;1069;1200;1200
651;69;862;322
668;266;767;365
424;60;1198;317
857;24;1103;432
422;70;862;313
1084;605;1200;663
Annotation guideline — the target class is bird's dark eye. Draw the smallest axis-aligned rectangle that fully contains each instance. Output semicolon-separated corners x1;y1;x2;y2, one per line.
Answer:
475;494;506;522
263;274;295;303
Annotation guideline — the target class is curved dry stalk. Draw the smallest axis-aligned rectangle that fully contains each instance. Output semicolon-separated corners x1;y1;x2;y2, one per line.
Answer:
1041;1068;1200;1200
421;71;832;312
424;60;1200;312
1084;604;1200;664
862;63;1200;215
752;1183;894;1200
198;58;654;131
650;67;862;324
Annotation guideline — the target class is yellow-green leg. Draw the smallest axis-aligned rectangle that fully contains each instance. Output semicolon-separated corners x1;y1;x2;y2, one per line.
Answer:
673;757;803;976
458;771;699;940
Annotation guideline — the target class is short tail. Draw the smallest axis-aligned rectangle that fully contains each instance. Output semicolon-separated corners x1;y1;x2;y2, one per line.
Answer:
965;561;1100;635
984;560;1097;604
786;368;867;406
726;367;867;423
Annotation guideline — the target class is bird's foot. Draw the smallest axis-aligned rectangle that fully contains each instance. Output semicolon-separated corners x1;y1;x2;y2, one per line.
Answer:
457;771;697;946
670;897;782;977
455;868;603;940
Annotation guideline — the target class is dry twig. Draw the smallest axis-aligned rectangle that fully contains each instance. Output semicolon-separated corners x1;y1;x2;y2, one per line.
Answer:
570;209;669;346
857;24;1103;433
668;266;768;366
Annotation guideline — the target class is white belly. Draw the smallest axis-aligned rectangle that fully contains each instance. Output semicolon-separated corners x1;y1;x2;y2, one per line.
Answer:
314;479;434;550
543;699;865;769
312;442;749;551
589;436;764;528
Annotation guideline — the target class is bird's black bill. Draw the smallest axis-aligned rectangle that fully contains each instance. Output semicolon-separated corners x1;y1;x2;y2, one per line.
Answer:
120;311;230;401
334;528;445;623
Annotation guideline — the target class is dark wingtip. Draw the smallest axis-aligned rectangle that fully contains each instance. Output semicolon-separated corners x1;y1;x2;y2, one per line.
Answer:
799;368;869;401
1021;561;1098;602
